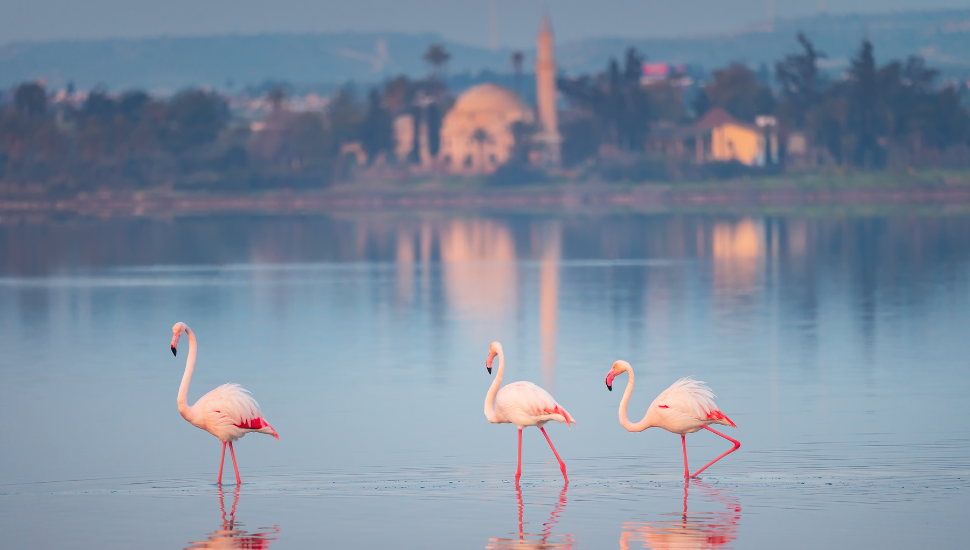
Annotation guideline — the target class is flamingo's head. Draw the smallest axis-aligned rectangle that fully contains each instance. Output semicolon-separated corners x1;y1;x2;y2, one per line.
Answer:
605;360;630;392
170;322;188;356
486;341;503;375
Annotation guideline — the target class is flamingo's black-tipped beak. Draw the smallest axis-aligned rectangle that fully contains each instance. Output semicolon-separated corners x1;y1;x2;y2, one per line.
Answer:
486;355;493;375
605;370;616;391
606;380;612;391
487;365;492;375
171;345;177;356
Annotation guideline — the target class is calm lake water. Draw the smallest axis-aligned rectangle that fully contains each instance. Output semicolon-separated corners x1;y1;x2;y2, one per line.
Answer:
2;211;969;549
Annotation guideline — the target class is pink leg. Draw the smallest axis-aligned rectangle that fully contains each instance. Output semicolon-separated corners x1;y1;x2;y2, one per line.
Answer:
228;442;242;485
218;441;227;485
681;434;689;479
539;427;568;484
515;429;523;484
690;426;741;478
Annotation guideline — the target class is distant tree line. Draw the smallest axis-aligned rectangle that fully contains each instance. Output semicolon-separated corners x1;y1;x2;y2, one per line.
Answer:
0;44;459;194
3;35;970;194
558;34;970;176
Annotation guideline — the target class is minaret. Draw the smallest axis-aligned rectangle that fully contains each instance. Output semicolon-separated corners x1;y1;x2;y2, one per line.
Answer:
535;14;561;167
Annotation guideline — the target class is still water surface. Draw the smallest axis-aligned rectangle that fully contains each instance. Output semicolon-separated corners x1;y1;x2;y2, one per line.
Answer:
1;212;969;549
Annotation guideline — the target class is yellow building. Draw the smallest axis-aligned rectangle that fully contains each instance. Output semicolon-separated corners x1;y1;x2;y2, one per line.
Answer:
686;108;776;166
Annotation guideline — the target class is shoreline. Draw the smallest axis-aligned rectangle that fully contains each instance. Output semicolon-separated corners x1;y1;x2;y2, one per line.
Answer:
4;178;970;217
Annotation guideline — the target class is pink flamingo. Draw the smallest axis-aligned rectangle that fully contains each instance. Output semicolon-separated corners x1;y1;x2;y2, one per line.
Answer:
605;360;739;479
171;322;279;485
484;342;576;484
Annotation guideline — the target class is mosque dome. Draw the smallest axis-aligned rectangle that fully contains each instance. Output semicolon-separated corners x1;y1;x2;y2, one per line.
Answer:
449;84;533;119
438;84;535;174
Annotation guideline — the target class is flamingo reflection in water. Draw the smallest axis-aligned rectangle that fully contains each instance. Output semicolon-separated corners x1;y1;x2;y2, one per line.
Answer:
186;487;280;549
619;481;741;550
486;484;573;550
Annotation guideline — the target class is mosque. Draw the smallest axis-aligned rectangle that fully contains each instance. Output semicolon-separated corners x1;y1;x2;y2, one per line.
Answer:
396;16;561;174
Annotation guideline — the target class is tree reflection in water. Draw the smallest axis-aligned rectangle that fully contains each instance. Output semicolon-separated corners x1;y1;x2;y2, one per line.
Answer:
185;487;280;549
486;484;573;549
620;481;741;549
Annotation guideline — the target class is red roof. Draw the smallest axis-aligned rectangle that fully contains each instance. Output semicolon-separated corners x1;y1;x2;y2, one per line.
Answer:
692;108;760;134
695;108;733;128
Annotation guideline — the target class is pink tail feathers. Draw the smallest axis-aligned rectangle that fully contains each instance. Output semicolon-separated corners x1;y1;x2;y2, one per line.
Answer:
263;422;280;440
234;416;280;439
707;409;737;428
556;405;577;428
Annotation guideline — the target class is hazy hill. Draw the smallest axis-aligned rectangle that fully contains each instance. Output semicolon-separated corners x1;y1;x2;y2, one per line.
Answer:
562;9;970;75
0;32;511;92
1;8;969;91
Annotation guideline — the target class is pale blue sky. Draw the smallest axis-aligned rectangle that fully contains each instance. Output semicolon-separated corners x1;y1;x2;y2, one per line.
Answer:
0;0;966;47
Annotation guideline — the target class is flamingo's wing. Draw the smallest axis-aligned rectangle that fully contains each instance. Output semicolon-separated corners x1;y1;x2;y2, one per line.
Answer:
501;381;577;427
657;377;736;428
197;383;279;437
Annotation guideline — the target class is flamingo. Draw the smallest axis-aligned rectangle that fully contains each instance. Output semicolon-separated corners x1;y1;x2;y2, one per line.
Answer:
171;322;279;485
484;342;576;484
605;360;739;479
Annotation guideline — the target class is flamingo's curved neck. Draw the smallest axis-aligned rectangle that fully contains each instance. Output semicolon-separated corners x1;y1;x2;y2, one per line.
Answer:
177;327;198;414
484;348;504;423
618;363;651;432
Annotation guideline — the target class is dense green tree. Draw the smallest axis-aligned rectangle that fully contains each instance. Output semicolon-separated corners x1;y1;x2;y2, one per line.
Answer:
14;83;46;117
83;90;117;122
848;39;882;167
118;91;151;123
775;33;825;130
618;47;651;151
360;89;394;163
702;63;775;122
382;76;413;113
426;102;443;157
558;47;651;153
327;87;365;149
560;115;601;167
280;113;333;176
163;90;229;154
267;88;286;112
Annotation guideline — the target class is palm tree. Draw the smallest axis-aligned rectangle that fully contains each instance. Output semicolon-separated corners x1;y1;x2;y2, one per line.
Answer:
423;44;452;80
470;127;494;171
511;51;525;95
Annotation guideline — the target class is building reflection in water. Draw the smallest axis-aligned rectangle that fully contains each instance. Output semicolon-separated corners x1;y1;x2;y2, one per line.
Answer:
439;218;519;317
711;218;763;296
619;481;741;549
486;484;572;549
396;228;416;303
391;218;519;316
535;220;561;391
185;487;279;549
390;216;562;386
